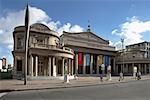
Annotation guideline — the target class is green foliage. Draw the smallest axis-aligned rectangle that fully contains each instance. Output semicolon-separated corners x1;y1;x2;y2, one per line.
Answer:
0;70;12;79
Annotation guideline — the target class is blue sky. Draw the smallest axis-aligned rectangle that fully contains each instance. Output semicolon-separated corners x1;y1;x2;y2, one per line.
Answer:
0;0;150;64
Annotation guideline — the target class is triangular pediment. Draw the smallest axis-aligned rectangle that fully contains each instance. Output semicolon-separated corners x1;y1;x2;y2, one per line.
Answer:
63;31;109;45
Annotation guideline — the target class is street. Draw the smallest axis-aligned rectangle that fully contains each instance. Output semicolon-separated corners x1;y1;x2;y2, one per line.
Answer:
1;80;150;100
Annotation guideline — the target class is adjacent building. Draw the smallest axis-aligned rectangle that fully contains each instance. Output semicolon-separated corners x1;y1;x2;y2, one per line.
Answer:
116;41;150;75
0;58;7;70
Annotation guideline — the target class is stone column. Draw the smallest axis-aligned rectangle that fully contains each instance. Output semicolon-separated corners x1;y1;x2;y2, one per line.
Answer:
71;59;74;75
149;64;150;74
30;55;33;76
138;64;141;72
116;64;118;74
144;64;147;74
48;56;51;76
69;59;71;74
83;54;86;74
126;64;128;73
103;55;105;74
75;53;78;74
90;54;93;74
132;63;134;73
62;57;65;76
113;58;115;74
35;56;38;76
52;57;56;77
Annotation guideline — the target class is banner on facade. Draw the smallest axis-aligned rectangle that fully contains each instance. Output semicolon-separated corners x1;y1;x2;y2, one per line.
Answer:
104;55;109;67
97;55;103;66
86;54;90;66
78;52;83;65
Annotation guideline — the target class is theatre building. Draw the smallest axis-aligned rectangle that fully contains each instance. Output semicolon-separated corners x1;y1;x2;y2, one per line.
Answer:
61;29;116;75
12;23;116;79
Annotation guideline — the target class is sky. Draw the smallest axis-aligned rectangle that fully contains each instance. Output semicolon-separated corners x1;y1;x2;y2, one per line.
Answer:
0;0;150;65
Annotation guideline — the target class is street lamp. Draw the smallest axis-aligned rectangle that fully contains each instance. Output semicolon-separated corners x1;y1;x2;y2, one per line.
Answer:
24;4;30;85
121;38;124;73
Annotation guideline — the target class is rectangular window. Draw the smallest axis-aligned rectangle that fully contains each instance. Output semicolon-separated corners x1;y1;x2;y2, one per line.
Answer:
17;60;22;71
36;37;45;44
17;37;23;49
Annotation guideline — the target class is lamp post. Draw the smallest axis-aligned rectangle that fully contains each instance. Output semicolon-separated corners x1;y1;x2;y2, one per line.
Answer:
24;5;30;85
121;38;124;73
148;42;150;58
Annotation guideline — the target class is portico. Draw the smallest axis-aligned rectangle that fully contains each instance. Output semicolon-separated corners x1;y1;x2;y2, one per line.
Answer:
28;55;74;77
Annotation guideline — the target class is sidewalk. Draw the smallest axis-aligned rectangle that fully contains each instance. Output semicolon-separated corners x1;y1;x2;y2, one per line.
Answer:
0;75;150;93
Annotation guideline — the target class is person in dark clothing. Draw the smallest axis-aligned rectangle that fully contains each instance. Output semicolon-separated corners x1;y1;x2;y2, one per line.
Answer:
100;74;103;82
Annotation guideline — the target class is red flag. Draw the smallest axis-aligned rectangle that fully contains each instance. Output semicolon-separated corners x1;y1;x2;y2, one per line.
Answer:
78;53;83;65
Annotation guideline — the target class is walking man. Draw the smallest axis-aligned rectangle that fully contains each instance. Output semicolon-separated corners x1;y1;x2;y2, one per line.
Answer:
119;72;124;81
100;73;103;82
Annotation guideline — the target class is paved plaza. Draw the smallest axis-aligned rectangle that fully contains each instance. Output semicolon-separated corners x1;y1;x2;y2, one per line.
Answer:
1;75;150;93
1;79;150;100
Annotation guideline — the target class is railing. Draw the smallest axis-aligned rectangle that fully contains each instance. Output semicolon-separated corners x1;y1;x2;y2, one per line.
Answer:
127;48;147;52
30;43;74;53
63;47;74;53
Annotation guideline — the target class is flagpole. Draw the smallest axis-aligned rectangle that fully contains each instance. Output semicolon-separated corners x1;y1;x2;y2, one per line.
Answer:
24;4;30;85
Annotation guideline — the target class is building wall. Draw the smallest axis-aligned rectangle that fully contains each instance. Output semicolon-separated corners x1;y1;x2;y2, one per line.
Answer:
61;31;116;75
116;41;150;75
12;23;74;79
0;59;2;70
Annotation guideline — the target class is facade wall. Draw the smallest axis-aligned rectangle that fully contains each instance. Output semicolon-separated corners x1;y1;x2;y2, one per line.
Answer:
61;31;116;75
0;59;2;70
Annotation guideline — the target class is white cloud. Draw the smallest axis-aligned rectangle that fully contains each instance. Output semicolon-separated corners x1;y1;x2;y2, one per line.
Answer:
57;23;84;35
70;25;84;33
0;6;84;64
0;30;3;34
109;41;114;46
112;16;150;50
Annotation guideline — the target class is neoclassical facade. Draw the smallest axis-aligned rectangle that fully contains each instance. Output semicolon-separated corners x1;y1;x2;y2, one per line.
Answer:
116;41;150;75
12;23;117;79
12;23;74;79
61;31;116;75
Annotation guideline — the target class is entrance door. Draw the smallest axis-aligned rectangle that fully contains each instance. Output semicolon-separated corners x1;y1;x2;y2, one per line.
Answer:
17;60;22;71
57;60;62;75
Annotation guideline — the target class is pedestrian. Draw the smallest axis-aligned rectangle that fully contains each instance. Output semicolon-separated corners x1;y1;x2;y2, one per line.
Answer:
137;72;141;80
119;72;124;81
100;74;103;82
